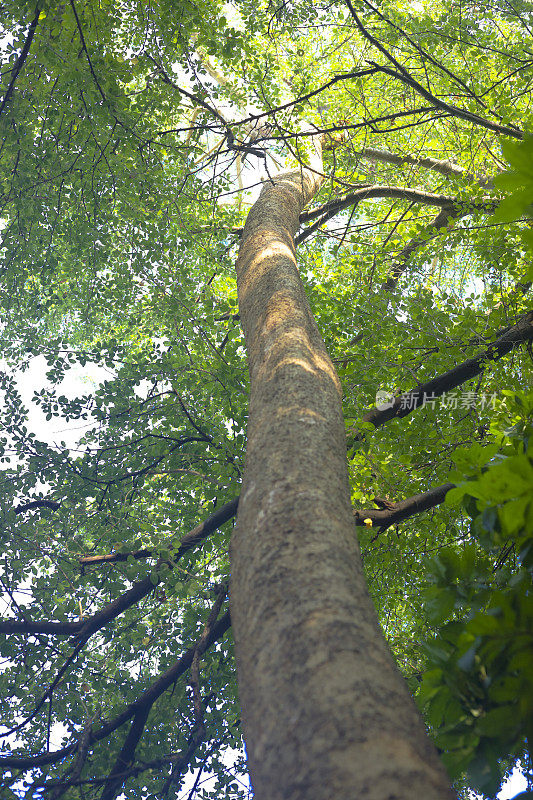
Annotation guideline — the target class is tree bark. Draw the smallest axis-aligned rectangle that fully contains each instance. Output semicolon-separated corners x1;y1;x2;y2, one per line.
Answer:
230;135;455;800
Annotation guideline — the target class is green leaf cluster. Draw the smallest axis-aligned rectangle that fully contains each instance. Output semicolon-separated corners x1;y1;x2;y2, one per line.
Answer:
492;135;533;279
418;393;533;794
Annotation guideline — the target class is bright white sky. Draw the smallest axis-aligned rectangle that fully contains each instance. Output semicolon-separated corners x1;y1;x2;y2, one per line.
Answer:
12;356;110;452
498;767;528;799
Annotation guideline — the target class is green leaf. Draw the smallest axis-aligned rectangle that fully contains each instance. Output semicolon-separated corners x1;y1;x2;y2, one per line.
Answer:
476;705;519;737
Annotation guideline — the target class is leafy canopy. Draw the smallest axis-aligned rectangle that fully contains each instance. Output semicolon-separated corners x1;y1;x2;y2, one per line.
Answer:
0;0;532;797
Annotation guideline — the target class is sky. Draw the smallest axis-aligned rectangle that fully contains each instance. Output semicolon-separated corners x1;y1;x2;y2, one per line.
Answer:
497;767;528;800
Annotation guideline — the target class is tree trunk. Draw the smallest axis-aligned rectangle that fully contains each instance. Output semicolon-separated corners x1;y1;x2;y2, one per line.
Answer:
230;136;455;800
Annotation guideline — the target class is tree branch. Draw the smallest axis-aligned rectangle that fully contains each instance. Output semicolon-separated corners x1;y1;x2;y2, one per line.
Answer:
0;618;82;636
0;610;231;769
1;499;236;643
79;495;238;567
68;0;107;105
362;310;533;430
2;635;89;738
355;147;467;179
359;0;487;108
99;706;152;800
381;205;458;292
353;482;455;532
296;186;494;245
48;718;93;800
0;6;40;118
345;0;523;139
14;499;61;514
145;54;265;159
100;587;228;800
232;67;380;127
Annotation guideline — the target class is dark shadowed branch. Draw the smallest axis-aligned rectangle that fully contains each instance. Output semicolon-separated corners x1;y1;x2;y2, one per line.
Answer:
0;611;231;770
14;498;61;514
0;6;41;117
353;482;455;532
362;310;533;429
79;495;239;567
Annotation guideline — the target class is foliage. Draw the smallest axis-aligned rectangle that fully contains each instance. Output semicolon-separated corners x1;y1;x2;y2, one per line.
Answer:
417;391;533;795
492;135;533;269
0;0;532;797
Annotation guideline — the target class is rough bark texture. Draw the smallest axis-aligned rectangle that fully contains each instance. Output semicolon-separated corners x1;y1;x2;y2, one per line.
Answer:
230;138;456;800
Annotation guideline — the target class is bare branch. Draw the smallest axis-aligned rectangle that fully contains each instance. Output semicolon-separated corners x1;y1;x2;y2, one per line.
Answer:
345;0;523;139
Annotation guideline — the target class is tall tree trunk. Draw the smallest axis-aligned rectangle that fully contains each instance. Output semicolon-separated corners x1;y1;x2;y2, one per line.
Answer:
230;135;455;800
